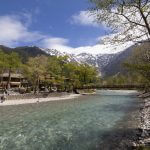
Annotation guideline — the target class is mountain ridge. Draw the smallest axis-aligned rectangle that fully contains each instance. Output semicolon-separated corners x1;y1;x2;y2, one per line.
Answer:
0;45;134;76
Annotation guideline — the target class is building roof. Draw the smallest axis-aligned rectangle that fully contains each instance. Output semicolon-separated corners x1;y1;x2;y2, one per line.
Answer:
0;73;24;78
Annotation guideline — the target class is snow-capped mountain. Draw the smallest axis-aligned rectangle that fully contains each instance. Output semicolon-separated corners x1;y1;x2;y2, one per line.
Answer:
42;48;117;72
41;48;63;56
0;45;134;76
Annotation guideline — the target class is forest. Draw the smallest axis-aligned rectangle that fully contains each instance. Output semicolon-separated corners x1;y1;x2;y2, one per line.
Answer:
0;49;100;93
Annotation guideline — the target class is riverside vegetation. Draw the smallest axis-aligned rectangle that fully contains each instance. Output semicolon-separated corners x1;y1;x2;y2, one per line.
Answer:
0;49;100;93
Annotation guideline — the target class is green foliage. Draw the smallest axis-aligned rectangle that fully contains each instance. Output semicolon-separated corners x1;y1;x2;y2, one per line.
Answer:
0;50;22;71
103;73;147;86
24;55;48;92
0;50;8;72
23;55;100;92
7;52;22;70
0;49;100;91
47;56;61;76
0;50;23;89
78;64;99;85
124;42;150;84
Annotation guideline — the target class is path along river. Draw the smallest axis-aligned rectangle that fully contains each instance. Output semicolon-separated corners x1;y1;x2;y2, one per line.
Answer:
0;90;140;150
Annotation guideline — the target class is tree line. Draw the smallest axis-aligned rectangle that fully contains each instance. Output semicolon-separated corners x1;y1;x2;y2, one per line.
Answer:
0;50;100;93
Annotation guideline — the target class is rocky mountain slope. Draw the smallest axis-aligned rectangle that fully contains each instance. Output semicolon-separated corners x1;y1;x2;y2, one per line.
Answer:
102;45;135;76
0;45;48;62
42;45;136;77
67;53;116;72
40;48;117;71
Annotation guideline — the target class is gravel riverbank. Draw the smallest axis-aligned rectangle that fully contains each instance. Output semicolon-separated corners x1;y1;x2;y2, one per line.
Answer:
133;92;150;149
0;94;81;106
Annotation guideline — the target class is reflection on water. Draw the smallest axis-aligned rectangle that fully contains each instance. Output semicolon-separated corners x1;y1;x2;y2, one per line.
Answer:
0;90;138;150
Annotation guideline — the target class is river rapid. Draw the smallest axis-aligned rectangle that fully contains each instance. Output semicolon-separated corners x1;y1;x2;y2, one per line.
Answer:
0;90;140;150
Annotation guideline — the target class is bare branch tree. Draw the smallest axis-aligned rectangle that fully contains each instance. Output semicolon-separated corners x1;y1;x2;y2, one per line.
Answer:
90;0;150;43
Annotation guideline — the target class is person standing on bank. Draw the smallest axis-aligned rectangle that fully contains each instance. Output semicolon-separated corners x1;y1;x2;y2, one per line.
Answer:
1;91;7;103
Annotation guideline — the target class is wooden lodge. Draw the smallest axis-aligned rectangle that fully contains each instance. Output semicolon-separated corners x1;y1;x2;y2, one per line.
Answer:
0;73;27;88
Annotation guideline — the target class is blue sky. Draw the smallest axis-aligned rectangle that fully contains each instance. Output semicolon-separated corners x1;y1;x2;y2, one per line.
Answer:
0;0;131;54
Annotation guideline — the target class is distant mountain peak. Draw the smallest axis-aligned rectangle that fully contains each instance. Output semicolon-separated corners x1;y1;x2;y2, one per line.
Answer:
0;44;135;76
40;47;118;73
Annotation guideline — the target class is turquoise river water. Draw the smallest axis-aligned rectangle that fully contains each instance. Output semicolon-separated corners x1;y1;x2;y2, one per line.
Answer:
0;90;139;150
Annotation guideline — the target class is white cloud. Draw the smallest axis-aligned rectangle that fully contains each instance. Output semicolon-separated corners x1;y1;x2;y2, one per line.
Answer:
41;37;74;52
71;11;99;27
42;37;69;47
0;15;74;51
0;14;133;55
41;36;133;55
0;15;44;46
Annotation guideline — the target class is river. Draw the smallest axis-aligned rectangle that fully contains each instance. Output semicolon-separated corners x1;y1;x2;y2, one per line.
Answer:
0;90;140;150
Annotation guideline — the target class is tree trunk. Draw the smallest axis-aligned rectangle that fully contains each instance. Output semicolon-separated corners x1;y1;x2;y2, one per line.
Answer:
37;77;40;93
139;8;150;36
0;70;3;88
34;76;40;94
7;67;11;89
1;71;4;89
83;73;87;85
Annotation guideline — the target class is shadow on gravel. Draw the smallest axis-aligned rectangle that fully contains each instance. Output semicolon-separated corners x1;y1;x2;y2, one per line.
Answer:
99;128;139;150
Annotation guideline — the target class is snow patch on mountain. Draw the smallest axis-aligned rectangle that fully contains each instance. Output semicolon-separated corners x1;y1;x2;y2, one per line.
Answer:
42;48;118;72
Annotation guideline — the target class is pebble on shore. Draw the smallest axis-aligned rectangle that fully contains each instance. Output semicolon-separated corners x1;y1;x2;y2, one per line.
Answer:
135;94;150;149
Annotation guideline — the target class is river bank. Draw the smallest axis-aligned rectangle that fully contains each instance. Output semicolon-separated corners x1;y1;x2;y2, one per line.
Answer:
0;93;81;106
0;89;97;106
132;92;150;149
